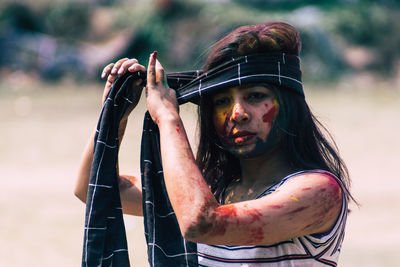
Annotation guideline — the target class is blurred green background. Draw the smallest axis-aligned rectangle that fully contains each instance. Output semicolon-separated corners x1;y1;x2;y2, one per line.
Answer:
1;0;399;266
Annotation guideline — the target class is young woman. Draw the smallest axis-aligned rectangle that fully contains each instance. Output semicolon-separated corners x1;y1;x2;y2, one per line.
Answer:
76;22;352;266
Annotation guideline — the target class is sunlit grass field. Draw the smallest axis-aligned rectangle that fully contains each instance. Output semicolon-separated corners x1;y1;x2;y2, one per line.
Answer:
1;77;399;266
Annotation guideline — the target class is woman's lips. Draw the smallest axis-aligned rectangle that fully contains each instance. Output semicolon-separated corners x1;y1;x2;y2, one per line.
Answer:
230;131;257;145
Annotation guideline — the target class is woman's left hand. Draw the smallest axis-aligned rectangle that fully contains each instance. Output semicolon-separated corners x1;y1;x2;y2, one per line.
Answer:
146;51;179;125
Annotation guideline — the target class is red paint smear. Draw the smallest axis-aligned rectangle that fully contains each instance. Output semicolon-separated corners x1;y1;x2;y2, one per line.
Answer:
268;205;282;209
217;205;238;218
287;206;309;215
176;125;181;135
207;205;238;236
152;51;157;60
247;227;264;243
262;105;277;123
244;208;262;223
118;175;137;190
302;187;312;191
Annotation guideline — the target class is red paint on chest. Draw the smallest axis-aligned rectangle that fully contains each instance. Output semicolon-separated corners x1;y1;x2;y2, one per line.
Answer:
262;105;277;123
302;187;312;191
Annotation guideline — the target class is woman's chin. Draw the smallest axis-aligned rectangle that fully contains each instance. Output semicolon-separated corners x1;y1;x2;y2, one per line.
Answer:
227;144;259;158
224;139;276;159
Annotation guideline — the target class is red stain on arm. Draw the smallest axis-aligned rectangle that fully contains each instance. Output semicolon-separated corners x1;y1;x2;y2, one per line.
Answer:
243;208;262;223
286;206;309;215
176;123;181;135
247;226;264;243
268;204;283;209
216;204;238;217
186;203;265;241
118;175;138;191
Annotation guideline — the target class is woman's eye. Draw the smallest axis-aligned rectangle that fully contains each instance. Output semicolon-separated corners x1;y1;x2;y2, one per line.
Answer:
246;92;268;101
214;97;230;106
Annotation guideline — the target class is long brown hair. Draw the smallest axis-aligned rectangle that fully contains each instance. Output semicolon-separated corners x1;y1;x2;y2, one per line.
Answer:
195;22;354;203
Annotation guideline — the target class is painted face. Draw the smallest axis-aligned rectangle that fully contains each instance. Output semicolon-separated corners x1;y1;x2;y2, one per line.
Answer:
212;84;279;158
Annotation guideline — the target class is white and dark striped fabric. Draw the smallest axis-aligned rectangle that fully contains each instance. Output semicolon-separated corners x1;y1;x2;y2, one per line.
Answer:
197;170;348;267
82;72;144;266
81;53;303;266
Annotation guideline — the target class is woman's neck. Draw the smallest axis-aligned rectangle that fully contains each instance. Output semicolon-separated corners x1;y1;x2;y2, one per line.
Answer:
223;149;295;204
239;148;294;188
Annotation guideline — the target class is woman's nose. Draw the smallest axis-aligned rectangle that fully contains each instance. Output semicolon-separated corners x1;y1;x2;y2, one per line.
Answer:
230;102;250;123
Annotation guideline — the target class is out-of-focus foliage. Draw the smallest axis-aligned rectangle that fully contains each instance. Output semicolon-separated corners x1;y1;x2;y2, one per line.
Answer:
43;2;92;39
0;0;399;84
333;4;400;75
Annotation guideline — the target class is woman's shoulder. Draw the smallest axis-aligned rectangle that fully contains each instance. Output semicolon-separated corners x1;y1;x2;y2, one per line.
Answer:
258;169;344;199
283;169;344;193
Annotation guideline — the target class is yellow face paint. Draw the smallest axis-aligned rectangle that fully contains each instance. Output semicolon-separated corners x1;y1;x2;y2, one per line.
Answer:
213;107;231;136
291;196;299;202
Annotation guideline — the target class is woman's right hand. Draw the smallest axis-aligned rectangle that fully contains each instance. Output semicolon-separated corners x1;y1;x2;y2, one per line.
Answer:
74;58;145;212
101;58;146;121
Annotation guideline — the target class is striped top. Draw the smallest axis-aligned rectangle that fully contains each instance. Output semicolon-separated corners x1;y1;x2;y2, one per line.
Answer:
197;170;348;267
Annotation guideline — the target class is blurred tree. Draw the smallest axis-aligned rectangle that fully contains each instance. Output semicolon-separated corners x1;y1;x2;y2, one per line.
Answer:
334;4;400;75
43;2;92;40
0;2;43;32
1;0;399;83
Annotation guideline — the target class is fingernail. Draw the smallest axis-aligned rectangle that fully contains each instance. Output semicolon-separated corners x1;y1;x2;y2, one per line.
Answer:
118;68;124;75
101;72;106;79
152;51;158;60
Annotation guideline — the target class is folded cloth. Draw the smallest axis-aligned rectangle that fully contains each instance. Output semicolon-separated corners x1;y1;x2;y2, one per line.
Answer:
81;53;303;267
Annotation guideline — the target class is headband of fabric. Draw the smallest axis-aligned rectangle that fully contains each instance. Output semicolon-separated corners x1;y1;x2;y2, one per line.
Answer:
128;52;303;104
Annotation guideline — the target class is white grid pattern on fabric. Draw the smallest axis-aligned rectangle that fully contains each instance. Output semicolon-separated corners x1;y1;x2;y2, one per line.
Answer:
177;73;302;101
198;79;202;97
278;61;281;86
102;249;129;262
88;183;112;189
83;86;134;266
148;243;198;258
85;127;109;267
96;140;117;149
237;63;241;85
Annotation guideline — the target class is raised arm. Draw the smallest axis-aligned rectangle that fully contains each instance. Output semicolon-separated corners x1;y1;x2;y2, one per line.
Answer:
145;52;343;245
74;58;145;216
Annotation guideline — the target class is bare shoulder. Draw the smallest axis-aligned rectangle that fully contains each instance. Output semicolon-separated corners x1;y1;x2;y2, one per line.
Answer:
276;171;343;200
265;171;343;235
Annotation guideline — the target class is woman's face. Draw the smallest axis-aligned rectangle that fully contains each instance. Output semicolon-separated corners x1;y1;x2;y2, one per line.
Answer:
212;84;279;158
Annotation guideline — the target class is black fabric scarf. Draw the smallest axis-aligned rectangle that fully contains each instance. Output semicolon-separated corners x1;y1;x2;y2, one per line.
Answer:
81;53;303;267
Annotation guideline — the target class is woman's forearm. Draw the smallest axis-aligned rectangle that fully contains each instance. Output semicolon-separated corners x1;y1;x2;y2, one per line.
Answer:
74;119;128;203
158;117;219;235
74;129;96;203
